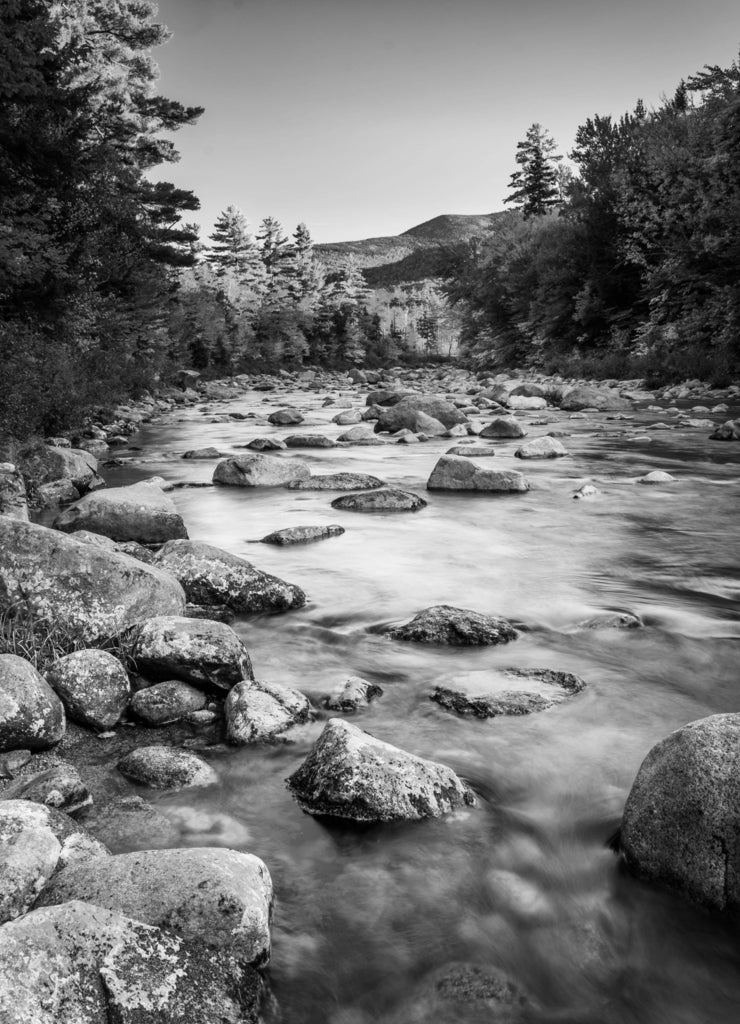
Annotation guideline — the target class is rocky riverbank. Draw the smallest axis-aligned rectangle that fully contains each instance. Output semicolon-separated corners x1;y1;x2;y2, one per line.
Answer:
1;363;740;1021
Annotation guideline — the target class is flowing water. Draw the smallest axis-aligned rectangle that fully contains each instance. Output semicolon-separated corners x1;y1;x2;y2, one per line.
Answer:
106;384;740;1023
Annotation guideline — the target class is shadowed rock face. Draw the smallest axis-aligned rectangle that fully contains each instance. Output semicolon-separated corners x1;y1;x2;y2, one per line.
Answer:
620;713;740;910
131;615;254;689
53;482;188;544
286;718;475;822
386;605;518;646
0;655;65;753
559;386;631;412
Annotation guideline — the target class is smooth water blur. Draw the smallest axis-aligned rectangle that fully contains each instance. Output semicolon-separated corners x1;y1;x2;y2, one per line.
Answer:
108;385;740;1023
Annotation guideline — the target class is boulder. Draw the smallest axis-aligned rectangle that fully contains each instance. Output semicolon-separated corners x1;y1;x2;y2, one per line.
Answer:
38;846;273;966
213;453;310;487
331;488;427;512
286;718;475;822
182;447;221;459
2;760;91;816
514;437;568;459
53;481;188;544
509;383;545;398
0;464;28;520
427;455;530;493
0;518;185;642
431;670;586;719
0;901;262;1024
286;472;385;490
267;407;304;425
16;442;103;496
132;615;253;689
506;395;547;411
374;395;468;434
0;655;65;752
45;649;130;731
620;714;740;910
479;417;526;439
637;470;676;484
130;680;207;725
709;419;740;441
386;605;518;645
260;524;344;545
118;745;218;790
225;679;312;744
332;410;363;425
82;795;180;852
325;676;383;711
446;445;498;458
559;386;631;412
283;434;336;448
573;483;599;499
336;425;377;442
244;437;286;451
152;539;306;612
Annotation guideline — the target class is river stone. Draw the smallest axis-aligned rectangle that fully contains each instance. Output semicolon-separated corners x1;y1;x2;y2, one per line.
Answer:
153;539;306;612
336;425;376;442
515;436;568;459
261;524;345;545
242;437;286;451
39;846;273;966
560;386;631;412
507;394;547;411
387;605;518;645
388;962;530;1024
225;679;312;744
325;676;383;711
213;452;310;487
3;760;91;816
45;649;130;732
118;745;218;790
510;383;546;398
431;670;586;719
285;472;385;490
620;714;740;910
182;447;221;459
574;611;642;630
446;445;498;458
267;407;304;425
373;395;468;434
365;389;409;406
132;615;253;689
637;470;676;484
0;655;66;752
332;409;363;425
331;488;427;512
427;455;530;493
82;795;180;852
479;417;526;439
0;900;262;1024
0;464;28;520
53;480;188;544
710;419;740;440
574;483;600;499
283;434;336;448
286;718;475;822
130;681;207;725
16;442;103;495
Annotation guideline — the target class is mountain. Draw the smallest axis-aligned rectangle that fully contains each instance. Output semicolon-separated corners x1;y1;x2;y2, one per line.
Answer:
315;211;508;288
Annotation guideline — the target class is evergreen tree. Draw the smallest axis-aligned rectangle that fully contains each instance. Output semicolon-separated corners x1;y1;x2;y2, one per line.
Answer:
505;124;562;218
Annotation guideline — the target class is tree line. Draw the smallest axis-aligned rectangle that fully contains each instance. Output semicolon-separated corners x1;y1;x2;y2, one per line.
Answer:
444;54;740;384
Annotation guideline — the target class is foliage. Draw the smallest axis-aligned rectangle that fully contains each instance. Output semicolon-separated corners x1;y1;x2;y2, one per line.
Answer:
505;124;562;219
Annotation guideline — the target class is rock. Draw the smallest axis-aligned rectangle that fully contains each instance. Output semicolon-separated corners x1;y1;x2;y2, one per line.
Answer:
0;901;262;1024
53;481;188;544
336;425;376;442
130;681;207;725
386;605;518;645
267;407;304;425
388;962;530;1024
510;383;545;398
286;718;475;822
637;470;676;484
619;714;740;910
16;442;103;496
3;761;91;816
261;524;345;545
365;389;408;406
132;615;253;690
514;436;568;459
283;434;336;448
244;436;286;450
182;447;221;459
479;417;526;439
213;452;310;487
709;419;740;440
118;745;218;790
574;611;642;630
153;539;306;612
286;472;385;490
0;655;65;753
374;395;468;434
35;478;81;508
45;649;130;732
396;431;420;443
0;464;28;520
82;795;180;852
325;676;383;711
225;679;312;744
332;409;363;425
427;455;530;493
507;394;547;410
431;670;586;719
39;846;273;966
573;483;600;499
331;488;427;512
445;445;498;458
559;386;631;412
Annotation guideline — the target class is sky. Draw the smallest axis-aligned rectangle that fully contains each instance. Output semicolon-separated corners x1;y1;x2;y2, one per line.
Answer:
151;0;740;243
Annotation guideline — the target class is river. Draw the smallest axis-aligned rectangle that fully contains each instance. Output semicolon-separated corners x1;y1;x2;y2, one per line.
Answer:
105;381;740;1023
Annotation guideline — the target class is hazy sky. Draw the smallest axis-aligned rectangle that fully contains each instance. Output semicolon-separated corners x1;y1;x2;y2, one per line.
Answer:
152;0;740;243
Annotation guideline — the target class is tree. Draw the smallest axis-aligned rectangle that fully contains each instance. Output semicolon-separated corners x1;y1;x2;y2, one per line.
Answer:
504;123;562;218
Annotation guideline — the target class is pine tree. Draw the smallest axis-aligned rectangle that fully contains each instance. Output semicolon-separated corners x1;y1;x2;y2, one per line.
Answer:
505;123;562;218
206;206;263;289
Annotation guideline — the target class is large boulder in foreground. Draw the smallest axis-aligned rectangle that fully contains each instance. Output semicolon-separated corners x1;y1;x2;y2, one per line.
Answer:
559;386;631;412
374;395;468;434
287;718;475;822
53;480;188;544
0;655;65;752
39;846;273;967
386;605;518;645
619;714;740;910
16;442;103;496
0;901;262;1024
427;455;529;492
0;517;186;642
153;540;305;613
132;615;253;689
213;452;310;487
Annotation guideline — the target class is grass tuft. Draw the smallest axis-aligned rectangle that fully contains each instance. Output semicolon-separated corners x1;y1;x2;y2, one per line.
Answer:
0;607;138;674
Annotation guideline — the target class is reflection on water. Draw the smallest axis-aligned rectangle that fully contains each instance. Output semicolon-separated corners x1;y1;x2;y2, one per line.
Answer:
107;386;740;1023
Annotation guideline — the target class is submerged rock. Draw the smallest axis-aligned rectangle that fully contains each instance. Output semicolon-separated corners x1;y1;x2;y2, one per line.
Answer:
244;437;286;450
386;605;518;646
0;655;65;753
331;488;427;512
325;676;383;711
637;470;676;484
286;718;475;822
573;611;642;630
225;679;312;744
213;452;310;487
45;649;130;732
285;472;385;490
427;455;529;492
132;615;253;689
387;962;531;1024
431;670;586;719
118;745;218;790
261;524;345;545
53;480;188;544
